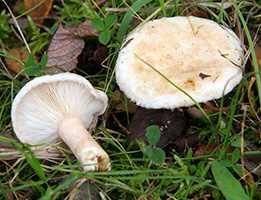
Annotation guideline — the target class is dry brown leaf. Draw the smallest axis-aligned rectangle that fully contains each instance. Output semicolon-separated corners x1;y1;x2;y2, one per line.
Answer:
71;20;99;38
129;108;187;148
194;144;217;156
5;48;29;74
47;25;84;71
47;22;98;72
24;0;53;24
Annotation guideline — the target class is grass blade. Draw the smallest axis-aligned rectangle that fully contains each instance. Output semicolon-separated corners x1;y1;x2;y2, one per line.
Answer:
134;54;212;124
233;2;261;110
0;136;47;181
211;160;249;200
23;146;47;181
117;0;152;43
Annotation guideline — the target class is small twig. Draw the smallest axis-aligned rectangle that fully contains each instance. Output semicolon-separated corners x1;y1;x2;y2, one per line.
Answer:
240;163;261;181
247;77;261;121
105;7;129;13
234;2;261;110
123;0;144;22
111;113;130;135
187;16;199;36
240;104;247;182
217;49;243;69
15;0;47;19
1;0;31;53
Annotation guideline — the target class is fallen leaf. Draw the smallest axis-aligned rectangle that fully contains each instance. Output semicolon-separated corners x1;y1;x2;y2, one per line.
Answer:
78;44;108;75
24;0;53;24
4;48;29;73
211;161;250;200
129;107;187;148
9;17;28;31
71;20;99;38
47;22;98;72
194;144;217;156
92;45;107;65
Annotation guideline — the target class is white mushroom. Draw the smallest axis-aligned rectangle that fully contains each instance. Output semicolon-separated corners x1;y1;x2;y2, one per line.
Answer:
116;16;244;109
11;73;110;171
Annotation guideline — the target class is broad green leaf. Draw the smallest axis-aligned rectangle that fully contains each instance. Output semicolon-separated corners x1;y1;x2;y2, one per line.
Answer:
23;54;42;76
117;0;152;42
23;147;46;181
211;160;249;200
144;146;165;164
40;52;48;67
231;149;241;163
144;146;154;158
92;18;105;31
99;30;111;45
40;176;77;199
104;15;117;29
150;148;165;164
145;125;160;145
231;135;246;148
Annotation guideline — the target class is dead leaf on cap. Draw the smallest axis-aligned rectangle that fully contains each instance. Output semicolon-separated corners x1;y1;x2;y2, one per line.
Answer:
24;0;53;24
129;107;187;148
46;22;98;72
5;48;29;74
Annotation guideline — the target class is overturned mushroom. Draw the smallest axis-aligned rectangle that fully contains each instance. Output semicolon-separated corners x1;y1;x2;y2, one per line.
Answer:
116;16;244;109
11;73;110;171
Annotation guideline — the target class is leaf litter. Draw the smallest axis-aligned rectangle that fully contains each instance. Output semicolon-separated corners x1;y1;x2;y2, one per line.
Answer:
24;0;53;24
1;0;261;199
129;107;187;148
4;47;29;74
47;21;99;72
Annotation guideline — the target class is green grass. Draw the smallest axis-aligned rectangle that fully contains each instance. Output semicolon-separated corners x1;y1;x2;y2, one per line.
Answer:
0;0;261;199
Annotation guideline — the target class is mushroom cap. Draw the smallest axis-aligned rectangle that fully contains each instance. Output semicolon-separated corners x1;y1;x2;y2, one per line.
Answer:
115;16;244;109
11;73;108;145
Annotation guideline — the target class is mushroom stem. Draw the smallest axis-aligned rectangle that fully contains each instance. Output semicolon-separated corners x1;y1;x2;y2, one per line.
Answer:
58;117;111;171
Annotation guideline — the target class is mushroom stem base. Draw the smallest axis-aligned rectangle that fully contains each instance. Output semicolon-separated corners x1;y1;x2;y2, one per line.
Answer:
58;117;111;171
